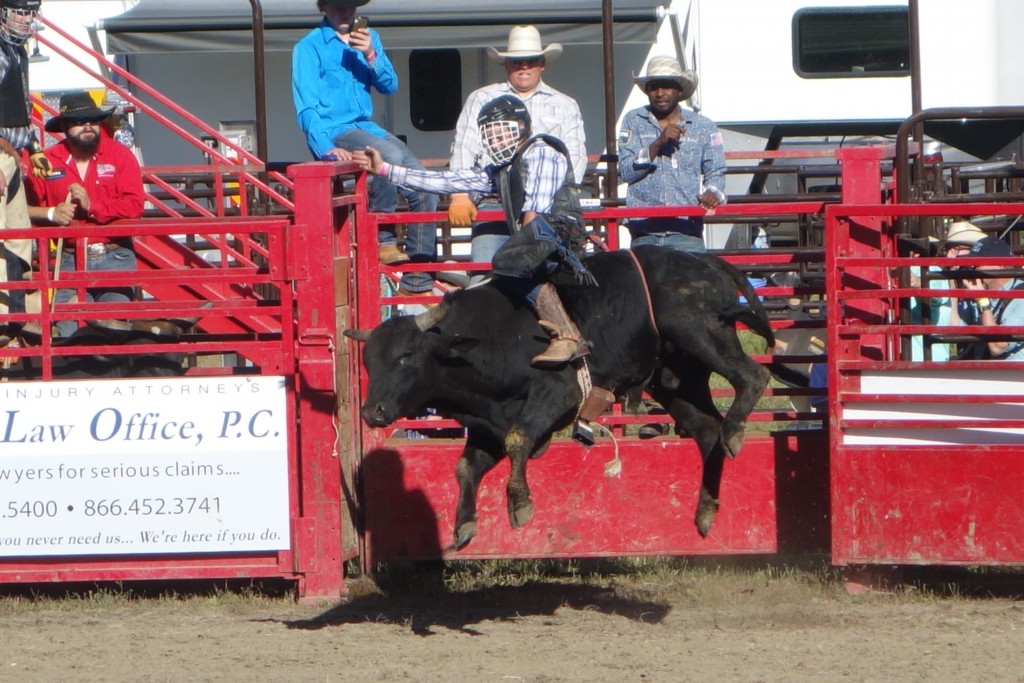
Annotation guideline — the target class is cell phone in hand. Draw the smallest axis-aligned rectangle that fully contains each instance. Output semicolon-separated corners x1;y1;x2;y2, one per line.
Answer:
351;16;368;31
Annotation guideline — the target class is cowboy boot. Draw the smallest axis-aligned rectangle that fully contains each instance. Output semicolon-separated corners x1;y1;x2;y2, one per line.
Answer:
531;282;589;367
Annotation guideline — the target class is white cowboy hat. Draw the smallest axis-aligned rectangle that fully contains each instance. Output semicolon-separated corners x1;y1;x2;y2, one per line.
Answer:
487;25;562;64
633;56;698;100
943;220;987;247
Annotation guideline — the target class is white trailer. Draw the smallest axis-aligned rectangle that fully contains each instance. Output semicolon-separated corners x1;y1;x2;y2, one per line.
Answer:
31;0;1024;247
84;0;1024;161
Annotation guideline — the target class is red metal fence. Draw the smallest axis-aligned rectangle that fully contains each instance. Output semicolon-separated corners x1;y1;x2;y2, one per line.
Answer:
341;168;845;566
827;199;1024;565
0;173;349;599
4;143;1023;599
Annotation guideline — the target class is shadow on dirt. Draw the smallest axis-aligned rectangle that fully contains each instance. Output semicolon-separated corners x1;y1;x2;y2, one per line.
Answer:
281;579;671;635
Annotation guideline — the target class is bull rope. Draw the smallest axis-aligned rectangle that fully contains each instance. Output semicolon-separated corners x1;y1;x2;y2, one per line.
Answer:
571;251;658;476
574;359;622;476
625;249;658;335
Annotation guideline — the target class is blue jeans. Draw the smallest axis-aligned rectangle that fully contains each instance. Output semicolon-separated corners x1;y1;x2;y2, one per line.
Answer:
4;251;26;314
630;231;706;253
54;246;137;338
335;129;438;293
469;233;509;285
469;201;511;285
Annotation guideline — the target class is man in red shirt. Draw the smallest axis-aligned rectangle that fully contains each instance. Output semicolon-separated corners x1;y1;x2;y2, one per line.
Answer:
25;91;145;337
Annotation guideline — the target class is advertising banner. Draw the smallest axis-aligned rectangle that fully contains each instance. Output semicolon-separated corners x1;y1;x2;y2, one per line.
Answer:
0;376;291;556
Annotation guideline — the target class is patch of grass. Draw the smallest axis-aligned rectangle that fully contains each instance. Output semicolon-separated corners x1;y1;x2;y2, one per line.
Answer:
0;579;294;614
372;555;848;603
372;556;1024;605
2;559;1023;612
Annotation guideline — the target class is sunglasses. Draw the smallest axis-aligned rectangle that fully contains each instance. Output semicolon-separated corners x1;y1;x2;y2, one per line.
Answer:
66;117;103;127
508;57;544;68
645;80;683;93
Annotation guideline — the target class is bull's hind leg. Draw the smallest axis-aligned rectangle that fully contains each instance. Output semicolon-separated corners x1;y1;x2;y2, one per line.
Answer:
663;323;769;459
712;350;769;459
453;430;503;549
651;366;726;537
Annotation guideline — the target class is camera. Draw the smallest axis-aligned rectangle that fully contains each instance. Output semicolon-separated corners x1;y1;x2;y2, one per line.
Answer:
937;266;983;281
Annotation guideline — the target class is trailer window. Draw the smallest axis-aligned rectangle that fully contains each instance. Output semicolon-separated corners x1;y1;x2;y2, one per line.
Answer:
793;7;909;78
409;49;462;131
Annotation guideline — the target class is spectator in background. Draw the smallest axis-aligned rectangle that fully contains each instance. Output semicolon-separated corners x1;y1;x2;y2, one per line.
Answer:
942;220;988;328
943;220;988;252
291;0;438;296
618;56;726;253
0;0;54;337
912;220;988;360
954;236;1024;360
447;25;587;282
24;91;146;338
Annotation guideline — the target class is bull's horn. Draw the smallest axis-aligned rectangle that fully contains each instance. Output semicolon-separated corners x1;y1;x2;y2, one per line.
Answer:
414;301;448;331
343;328;372;343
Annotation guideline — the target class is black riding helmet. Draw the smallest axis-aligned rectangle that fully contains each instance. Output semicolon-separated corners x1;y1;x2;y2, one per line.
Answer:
1;0;41;46
477;95;532;166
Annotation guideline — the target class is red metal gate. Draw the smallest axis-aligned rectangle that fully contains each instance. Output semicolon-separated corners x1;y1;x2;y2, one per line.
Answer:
0;212;351;598
336;168;837;566
826;149;1024;564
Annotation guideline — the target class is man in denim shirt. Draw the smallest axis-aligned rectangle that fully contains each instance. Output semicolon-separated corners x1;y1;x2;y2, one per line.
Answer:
292;0;438;292
618;56;726;252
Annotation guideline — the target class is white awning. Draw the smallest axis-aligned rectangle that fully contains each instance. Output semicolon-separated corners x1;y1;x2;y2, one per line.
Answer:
101;0;664;54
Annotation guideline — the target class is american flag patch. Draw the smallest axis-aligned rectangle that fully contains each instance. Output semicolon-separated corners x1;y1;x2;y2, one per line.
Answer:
617;129;632;145
710;132;724;146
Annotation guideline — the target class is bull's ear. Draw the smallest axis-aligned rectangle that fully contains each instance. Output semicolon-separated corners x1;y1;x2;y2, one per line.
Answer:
440;334;481;360
343;328;371;343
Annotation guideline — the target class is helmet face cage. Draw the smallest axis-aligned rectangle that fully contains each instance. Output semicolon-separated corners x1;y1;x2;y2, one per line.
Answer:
479;119;524;166
1;1;41;46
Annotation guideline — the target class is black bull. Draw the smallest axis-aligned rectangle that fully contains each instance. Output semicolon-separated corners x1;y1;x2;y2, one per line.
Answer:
346;246;775;549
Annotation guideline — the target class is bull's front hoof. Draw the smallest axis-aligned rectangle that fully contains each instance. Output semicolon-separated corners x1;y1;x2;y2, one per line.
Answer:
694;492;720;538
454;520;477;550
508;500;534;529
722;422;747;459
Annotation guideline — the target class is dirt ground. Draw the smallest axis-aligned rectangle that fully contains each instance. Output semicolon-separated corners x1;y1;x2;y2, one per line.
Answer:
2;562;1024;683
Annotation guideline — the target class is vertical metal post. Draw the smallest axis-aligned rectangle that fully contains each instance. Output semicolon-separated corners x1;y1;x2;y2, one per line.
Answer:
248;0;269;166
907;0;923;228
602;0;618;201
287;161;347;600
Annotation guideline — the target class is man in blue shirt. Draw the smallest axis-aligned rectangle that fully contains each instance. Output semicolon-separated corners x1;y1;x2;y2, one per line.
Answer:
618;56;726;252
291;0;437;293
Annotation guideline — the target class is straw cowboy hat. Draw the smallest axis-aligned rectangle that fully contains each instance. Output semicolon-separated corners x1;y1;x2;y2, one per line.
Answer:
633;56;698;100
487;25;563;64
943;220;988;247
44;91;115;133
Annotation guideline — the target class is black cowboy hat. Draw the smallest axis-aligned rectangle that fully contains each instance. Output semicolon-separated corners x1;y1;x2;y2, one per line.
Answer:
44;91;115;133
